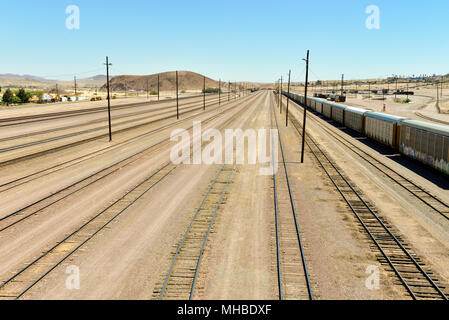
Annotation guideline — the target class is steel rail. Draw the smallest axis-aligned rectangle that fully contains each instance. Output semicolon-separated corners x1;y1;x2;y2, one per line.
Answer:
158;165;225;300
0;93;259;232
0;93;217;127
0;95;224;144
0;96;226;154
189;164;236;299
0;163;175;299
303;109;449;222
285;101;447;300
158;91;266;300
271;97;313;300
0;92;256;191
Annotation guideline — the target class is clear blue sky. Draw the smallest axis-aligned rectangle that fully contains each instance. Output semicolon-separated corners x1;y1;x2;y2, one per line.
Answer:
1;0;448;82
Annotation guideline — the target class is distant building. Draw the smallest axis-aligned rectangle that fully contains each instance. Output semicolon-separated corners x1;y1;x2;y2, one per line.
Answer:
41;94;53;101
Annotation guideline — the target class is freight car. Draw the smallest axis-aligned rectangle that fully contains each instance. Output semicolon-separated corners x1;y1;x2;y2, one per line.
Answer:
344;106;368;133
329;102;346;124
399;120;449;175
364;112;405;148
280;90;449;175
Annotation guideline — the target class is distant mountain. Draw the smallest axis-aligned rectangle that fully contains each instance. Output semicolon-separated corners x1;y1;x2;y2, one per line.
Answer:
78;75;107;82
0;73;53;82
100;71;223;92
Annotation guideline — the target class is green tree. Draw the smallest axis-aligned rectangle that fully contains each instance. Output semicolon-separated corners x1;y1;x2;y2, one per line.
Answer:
12;96;21;104
17;88;30;103
2;89;13;104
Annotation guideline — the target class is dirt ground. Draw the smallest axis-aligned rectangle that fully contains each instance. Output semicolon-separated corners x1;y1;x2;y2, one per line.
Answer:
0;90;447;300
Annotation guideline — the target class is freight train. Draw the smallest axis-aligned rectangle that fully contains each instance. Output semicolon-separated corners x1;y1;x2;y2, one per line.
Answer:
282;91;449;175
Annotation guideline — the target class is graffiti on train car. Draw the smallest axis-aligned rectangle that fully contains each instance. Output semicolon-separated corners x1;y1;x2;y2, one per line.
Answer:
401;144;449;175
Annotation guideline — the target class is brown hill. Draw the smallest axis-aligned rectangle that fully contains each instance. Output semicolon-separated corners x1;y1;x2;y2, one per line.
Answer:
100;71;224;92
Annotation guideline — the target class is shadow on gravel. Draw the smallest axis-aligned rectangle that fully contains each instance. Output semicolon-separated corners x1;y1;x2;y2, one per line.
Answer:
310;109;449;190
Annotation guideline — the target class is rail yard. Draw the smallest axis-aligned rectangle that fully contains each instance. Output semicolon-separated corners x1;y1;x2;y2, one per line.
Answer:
0;87;448;301
2;1;449;309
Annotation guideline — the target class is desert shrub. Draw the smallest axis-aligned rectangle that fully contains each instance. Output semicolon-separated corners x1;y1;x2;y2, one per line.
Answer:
12;96;21;104
394;98;411;103
202;88;221;94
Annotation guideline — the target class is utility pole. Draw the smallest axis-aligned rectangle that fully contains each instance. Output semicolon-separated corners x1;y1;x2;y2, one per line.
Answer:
234;81;237;100
286;70;291;127
341;74;344;96
278;79;281;107
74;76;77;100
176;71;179;119
301;50;310;164
407;80;409;100
157;73;160;101
219;79;221;106
280;76;283;114
368;82;371;99
104;56;112;141
228;81;230;101
203;75;206;111
395;78;398;100
437;79;440;106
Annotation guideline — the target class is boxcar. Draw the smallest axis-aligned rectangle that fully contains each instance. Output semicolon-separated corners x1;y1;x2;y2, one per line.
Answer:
364;112;405;148
344;106;369;134
330;102;346;125
322;101;332;119
399;119;449;175
310;99;317;111
315;100;323;114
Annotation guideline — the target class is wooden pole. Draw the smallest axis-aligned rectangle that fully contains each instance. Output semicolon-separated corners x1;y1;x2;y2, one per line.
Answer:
286;70;291;127
300;50;309;164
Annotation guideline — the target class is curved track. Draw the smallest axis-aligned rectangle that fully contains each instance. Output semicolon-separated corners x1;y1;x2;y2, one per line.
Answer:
290;98;449;222
281;94;448;300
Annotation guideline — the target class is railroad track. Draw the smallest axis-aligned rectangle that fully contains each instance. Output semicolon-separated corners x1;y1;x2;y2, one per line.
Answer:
155;163;236;300
415;112;449;126
290;100;449;222
0;163;176;300
0;95;224;144
154;92;264;300
0;93;215;127
0;92;257;192
0;92;259;299
271;103;313;300
283;99;448;300
0;95;225;155
0;92;260;232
